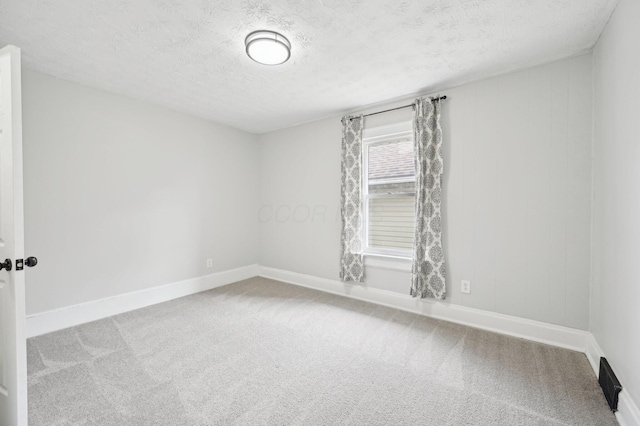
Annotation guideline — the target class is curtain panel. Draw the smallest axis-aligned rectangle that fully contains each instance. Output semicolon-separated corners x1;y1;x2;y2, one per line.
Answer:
410;98;446;300
339;115;365;282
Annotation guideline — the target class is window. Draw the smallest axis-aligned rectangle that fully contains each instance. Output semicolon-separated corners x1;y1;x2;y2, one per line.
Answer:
363;122;415;257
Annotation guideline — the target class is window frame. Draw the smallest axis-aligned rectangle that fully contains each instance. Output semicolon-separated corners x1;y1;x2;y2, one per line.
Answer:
362;121;415;259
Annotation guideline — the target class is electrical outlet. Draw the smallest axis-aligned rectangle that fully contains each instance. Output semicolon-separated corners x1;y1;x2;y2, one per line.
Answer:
206;258;213;268
461;280;471;294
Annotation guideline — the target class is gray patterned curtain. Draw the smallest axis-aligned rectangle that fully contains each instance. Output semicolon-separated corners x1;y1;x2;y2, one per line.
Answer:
410;98;446;299
340;115;365;282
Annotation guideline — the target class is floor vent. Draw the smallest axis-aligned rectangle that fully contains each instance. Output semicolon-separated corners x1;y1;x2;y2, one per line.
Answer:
599;357;622;412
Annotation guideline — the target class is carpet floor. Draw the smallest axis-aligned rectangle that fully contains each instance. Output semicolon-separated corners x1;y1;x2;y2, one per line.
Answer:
27;277;617;425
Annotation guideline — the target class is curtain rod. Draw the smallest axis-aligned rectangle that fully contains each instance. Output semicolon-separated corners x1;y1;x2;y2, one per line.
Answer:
350;96;447;120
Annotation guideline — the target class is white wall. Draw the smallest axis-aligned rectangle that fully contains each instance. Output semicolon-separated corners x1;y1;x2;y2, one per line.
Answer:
259;54;593;330
22;71;260;316
592;0;640;409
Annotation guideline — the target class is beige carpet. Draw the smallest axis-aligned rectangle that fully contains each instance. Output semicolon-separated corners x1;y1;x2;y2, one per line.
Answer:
27;277;617;425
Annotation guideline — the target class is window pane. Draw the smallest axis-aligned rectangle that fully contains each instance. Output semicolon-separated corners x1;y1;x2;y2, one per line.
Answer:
368;138;415;183
368;195;415;251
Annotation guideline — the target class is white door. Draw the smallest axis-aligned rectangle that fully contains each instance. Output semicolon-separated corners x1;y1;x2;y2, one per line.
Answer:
0;45;27;426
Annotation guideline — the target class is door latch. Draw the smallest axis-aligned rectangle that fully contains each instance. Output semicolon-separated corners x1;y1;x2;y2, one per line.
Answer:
15;256;37;271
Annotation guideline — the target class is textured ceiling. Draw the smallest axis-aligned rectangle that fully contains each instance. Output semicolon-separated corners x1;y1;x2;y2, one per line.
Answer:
0;0;618;134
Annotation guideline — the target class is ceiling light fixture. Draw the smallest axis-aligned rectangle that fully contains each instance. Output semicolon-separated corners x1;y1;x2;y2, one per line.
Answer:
245;30;291;65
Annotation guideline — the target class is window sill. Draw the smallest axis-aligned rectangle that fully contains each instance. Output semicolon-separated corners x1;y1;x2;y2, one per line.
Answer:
364;253;412;272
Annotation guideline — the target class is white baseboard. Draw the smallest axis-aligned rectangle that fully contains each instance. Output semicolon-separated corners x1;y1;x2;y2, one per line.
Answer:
258;266;590;353
617;391;640;426
585;333;606;374
26;264;259;338
585;335;640;426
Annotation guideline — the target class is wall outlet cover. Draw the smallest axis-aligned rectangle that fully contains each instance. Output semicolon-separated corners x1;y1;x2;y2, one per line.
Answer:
461;280;471;294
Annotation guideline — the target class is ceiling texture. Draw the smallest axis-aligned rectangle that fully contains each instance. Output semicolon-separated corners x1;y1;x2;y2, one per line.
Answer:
0;0;618;134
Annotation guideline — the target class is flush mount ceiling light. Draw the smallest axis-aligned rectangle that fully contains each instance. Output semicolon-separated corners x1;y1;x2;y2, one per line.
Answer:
245;30;291;65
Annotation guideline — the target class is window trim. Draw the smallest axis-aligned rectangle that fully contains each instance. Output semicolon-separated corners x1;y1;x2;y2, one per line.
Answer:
362;122;415;259
364;253;412;272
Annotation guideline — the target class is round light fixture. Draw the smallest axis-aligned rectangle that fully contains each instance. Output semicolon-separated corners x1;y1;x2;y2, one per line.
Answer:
245;30;291;65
